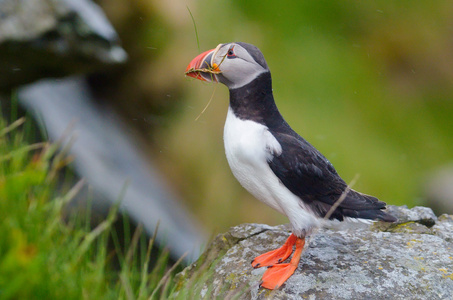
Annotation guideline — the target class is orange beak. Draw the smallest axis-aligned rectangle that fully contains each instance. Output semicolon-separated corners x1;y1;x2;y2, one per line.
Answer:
185;48;218;82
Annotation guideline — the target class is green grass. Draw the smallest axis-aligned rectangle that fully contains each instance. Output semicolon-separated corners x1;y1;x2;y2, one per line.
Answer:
0;116;204;299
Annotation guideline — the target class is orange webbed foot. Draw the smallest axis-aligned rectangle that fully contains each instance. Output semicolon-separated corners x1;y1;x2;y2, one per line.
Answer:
259;237;305;290
251;234;297;268
260;262;298;289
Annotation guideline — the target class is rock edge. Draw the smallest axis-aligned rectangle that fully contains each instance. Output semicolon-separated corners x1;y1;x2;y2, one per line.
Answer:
175;205;453;299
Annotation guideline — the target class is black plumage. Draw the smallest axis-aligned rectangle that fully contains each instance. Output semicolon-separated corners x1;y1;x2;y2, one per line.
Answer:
229;71;396;223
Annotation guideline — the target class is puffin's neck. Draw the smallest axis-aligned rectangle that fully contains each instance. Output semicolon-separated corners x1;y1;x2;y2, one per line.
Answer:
228;72;284;129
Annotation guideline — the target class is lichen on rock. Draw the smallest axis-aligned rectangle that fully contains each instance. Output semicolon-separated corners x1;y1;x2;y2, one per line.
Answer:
175;206;453;299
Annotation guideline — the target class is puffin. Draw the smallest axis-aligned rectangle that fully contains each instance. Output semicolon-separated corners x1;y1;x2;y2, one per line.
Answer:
185;42;396;290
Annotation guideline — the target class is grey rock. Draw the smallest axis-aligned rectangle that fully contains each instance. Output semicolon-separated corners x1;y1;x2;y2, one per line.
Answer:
18;77;206;262
175;206;453;299
385;205;437;227
0;0;127;91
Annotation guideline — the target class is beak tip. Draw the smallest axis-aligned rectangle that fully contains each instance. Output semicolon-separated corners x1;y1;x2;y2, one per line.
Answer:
185;48;216;82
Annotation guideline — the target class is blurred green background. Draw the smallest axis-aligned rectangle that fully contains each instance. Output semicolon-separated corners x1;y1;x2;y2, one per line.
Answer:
96;0;453;233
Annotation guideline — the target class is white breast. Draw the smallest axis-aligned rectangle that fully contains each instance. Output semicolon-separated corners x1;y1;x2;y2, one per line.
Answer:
223;107;320;236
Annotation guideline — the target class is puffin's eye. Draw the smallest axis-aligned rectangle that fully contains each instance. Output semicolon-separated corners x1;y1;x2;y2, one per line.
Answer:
227;47;236;58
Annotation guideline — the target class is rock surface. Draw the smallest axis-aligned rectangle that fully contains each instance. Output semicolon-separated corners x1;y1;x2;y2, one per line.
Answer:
176;206;453;299
0;0;127;91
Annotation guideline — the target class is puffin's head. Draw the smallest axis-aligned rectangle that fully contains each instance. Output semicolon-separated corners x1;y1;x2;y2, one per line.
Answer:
185;42;269;89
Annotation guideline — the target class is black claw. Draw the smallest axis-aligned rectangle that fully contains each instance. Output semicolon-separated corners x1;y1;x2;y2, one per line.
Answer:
277;258;282;263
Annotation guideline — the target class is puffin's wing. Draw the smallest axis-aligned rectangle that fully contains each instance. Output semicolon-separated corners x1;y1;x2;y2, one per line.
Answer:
267;132;391;220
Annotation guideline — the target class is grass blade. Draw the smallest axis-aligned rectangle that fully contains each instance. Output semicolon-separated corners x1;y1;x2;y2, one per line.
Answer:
187;6;200;53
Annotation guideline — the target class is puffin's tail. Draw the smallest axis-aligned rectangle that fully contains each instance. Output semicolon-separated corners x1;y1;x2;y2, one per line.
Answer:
340;190;397;222
342;207;397;222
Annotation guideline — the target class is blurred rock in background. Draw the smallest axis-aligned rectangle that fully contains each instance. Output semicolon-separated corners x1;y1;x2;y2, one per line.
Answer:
0;0;127;91
424;165;453;215
18;77;206;262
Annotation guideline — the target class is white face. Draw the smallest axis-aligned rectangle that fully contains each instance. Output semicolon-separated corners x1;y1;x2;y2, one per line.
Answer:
210;43;268;89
